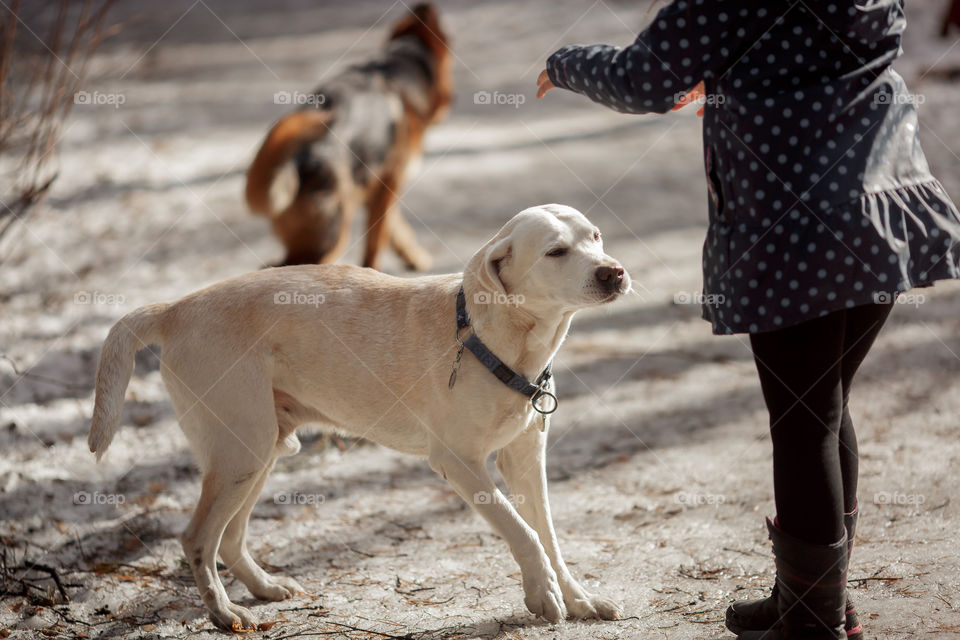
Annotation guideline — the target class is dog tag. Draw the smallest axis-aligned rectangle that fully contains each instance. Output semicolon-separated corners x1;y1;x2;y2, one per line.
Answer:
448;343;464;389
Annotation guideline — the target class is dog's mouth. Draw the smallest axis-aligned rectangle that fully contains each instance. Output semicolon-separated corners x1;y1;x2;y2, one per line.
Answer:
587;286;626;305
598;289;625;304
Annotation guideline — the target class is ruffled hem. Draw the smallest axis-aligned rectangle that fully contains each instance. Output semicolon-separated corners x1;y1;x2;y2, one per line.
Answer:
703;275;957;335
861;179;960;284
702;179;960;335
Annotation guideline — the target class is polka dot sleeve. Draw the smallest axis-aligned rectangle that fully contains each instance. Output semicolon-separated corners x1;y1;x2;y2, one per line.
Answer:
546;0;782;114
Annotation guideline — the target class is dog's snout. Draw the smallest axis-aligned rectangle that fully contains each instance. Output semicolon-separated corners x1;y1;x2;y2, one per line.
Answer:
596;265;625;292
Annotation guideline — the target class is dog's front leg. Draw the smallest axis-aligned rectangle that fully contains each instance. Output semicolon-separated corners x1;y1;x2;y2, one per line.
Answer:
428;447;566;622
496;426;623;620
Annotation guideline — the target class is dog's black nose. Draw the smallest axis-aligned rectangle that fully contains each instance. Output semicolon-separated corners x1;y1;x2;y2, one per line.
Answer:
596;265;625;292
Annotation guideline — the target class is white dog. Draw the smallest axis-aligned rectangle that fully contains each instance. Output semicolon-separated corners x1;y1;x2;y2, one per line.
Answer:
89;204;630;631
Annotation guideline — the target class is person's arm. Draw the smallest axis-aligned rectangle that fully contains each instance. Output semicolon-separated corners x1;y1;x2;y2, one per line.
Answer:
541;0;782;114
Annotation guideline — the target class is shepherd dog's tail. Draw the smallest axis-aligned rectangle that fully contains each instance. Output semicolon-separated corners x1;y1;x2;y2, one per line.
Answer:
245;110;333;216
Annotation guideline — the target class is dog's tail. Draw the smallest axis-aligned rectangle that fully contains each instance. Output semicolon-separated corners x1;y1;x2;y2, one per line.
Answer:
245;109;334;216
88;303;169;462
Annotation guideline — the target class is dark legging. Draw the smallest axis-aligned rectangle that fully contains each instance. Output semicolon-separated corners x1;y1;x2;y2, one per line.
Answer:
749;303;894;545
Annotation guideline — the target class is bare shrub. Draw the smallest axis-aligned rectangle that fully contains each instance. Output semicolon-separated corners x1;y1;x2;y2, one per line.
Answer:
0;0;115;244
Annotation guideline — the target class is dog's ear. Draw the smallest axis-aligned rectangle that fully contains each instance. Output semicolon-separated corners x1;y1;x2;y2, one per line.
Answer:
464;217;519;297
478;237;512;296
409;4;440;28
390;3;445;45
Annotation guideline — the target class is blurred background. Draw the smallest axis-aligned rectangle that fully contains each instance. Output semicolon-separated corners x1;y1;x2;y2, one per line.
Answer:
1;1;959;638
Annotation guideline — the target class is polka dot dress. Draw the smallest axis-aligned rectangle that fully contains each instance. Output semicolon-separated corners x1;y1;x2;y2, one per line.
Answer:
547;0;960;335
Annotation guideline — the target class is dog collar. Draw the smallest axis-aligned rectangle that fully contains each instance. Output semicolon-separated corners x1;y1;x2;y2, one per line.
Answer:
450;286;558;416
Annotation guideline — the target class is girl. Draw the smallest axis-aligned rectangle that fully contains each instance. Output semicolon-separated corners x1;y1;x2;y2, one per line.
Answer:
537;1;960;638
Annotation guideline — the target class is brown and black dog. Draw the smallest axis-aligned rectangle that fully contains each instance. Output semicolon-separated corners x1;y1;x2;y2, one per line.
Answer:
245;3;452;269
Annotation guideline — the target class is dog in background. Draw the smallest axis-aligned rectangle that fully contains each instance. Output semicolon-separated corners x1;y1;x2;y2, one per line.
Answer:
245;3;452;270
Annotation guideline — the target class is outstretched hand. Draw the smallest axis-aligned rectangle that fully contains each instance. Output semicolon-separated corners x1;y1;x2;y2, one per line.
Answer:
672;81;705;117
536;69;555;99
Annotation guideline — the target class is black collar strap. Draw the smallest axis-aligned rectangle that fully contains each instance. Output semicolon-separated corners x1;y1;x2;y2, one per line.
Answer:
455;286;558;415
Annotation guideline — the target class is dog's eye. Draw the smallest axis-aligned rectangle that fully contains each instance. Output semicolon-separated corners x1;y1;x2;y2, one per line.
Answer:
593;230;601;241
546;247;567;257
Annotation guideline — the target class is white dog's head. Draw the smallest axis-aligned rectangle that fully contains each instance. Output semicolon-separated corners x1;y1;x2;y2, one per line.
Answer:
464;204;631;317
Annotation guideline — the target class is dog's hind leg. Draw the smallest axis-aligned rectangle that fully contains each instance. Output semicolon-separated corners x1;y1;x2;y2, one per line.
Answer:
166;364;282;631
272;195;348;266
388;206;432;271
497;426;623;620
272;197;323;266
316;197;357;265
180;443;272;631
217;387;315;601
220;410;305;600
362;172;401;270
218;459;306;601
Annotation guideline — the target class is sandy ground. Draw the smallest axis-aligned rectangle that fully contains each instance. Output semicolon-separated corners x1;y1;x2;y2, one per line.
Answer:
2;1;960;638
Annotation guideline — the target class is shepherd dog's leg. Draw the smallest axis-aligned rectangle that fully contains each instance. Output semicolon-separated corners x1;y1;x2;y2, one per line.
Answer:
362;172;402;271
389;205;433;271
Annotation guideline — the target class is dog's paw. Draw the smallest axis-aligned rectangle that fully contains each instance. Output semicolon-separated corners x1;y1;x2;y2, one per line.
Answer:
522;572;566;623
275;575;307;595
590;594;623;620
565;592;623;620
210;602;259;632
249;575;305;601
